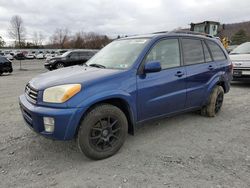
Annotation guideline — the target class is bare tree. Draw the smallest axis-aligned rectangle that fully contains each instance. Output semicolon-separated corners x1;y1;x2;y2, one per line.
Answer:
32;31;39;46
0;36;5;48
9;15;25;70
38;32;44;46
9;15;25;48
33;31;44;46
51;28;70;48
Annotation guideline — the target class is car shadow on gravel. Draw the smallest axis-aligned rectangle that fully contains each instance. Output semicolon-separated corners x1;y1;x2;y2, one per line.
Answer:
231;81;250;88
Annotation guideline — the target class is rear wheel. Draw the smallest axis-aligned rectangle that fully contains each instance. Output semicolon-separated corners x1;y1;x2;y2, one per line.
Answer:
77;104;128;160
55;62;64;69
201;85;224;117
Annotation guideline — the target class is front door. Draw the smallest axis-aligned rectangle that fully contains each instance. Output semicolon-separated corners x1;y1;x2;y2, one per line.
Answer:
137;38;187;121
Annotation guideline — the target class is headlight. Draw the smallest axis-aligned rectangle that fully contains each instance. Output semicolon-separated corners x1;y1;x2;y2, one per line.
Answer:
50;59;56;63
43;84;81;103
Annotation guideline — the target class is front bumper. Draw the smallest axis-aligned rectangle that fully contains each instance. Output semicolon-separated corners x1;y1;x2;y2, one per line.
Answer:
19;94;84;140
44;63;53;70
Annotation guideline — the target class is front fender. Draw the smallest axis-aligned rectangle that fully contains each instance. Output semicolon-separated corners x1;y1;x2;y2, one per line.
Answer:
64;90;137;139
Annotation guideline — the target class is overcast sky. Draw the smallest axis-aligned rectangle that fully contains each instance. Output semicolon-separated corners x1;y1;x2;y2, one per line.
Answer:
1;0;250;44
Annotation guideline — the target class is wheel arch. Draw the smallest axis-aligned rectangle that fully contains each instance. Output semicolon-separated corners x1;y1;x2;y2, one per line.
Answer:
76;97;136;137
203;76;227;106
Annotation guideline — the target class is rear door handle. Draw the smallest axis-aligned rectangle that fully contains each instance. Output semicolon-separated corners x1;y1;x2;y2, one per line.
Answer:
175;71;184;77
208;65;215;70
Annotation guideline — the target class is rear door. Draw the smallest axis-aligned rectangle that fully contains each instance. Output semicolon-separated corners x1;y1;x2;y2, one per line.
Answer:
79;52;89;64
67;52;80;66
182;38;217;108
137;38;187;121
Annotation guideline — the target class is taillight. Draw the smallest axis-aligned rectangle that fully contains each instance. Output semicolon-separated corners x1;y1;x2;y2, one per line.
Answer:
229;62;233;73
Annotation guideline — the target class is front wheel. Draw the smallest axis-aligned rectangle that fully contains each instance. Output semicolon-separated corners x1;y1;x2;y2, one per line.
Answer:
77;104;128;160
55;62;64;69
201;85;224;117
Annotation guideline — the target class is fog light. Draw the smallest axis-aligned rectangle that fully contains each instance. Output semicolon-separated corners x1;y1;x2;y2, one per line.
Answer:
43;117;55;133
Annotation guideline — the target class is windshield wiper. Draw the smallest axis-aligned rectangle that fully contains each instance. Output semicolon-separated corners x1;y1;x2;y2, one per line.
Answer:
88;63;106;68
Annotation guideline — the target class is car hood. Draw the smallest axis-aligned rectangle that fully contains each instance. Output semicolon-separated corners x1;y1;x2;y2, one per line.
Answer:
229;54;250;61
229;54;250;67
29;66;123;90
47;56;62;61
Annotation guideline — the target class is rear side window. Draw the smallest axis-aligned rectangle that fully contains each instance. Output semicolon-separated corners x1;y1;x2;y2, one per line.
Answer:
202;41;212;62
79;52;87;58
206;40;227;61
182;39;204;65
69;52;79;60
145;39;180;69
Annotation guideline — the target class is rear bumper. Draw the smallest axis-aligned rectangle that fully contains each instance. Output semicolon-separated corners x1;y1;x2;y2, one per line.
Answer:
233;69;250;79
19;94;84;140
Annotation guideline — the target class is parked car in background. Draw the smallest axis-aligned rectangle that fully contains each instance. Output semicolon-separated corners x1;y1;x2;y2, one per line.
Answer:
45;51;56;60
14;53;26;60
4;53;14;60
20;32;232;160
25;54;35;59
227;45;238;53
35;53;45;59
0;55;13;75
229;42;250;80
44;50;98;70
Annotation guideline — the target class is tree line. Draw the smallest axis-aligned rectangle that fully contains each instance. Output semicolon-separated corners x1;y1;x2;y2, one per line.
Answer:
0;15;112;49
1;14;250;49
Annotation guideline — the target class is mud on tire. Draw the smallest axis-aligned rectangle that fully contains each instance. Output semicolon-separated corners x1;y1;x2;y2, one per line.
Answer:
201;85;224;117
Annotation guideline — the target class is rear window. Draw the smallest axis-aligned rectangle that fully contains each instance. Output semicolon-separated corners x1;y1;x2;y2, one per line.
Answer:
206;40;227;61
182;39;204;65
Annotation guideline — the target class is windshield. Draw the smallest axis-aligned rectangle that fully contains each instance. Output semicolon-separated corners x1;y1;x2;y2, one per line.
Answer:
86;38;149;69
231;42;250;54
61;51;71;57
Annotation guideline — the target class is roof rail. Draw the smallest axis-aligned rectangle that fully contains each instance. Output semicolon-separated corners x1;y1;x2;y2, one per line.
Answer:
151;31;168;34
168;30;214;38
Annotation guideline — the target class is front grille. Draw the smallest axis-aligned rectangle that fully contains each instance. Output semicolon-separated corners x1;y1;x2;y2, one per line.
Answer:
25;84;38;103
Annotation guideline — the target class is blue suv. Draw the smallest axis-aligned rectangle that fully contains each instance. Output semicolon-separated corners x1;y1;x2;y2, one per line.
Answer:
19;32;233;160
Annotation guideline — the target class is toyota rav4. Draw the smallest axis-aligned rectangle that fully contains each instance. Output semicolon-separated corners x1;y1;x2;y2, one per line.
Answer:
19;32;233;160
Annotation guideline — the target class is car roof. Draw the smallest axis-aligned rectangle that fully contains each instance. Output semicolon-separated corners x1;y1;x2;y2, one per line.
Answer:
69;49;99;53
119;30;218;42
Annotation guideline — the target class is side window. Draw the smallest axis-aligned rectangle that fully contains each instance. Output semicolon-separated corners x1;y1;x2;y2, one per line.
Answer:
69;52;79;60
145;39;180;69
182;39;204;65
79;52;88;59
202;41;212;62
206;40;227;61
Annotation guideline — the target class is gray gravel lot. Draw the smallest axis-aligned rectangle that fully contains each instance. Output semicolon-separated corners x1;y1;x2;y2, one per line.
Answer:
0;60;250;188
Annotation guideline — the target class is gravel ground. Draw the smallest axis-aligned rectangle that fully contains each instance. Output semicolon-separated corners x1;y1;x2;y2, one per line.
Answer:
0;60;250;188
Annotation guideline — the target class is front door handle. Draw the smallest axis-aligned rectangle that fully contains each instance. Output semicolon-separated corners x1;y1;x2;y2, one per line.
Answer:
175;71;184;77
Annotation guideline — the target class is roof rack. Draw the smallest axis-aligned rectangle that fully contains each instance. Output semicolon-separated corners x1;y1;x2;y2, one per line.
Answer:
152;31;168;34
167;30;214;38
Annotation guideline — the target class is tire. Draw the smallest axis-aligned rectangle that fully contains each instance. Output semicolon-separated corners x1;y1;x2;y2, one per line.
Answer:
77;104;128;160
55;62;64;69
201;85;224;117
0;72;2;76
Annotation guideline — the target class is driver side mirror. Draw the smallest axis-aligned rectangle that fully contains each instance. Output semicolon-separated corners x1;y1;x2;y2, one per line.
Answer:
144;61;162;73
